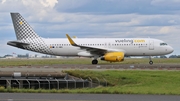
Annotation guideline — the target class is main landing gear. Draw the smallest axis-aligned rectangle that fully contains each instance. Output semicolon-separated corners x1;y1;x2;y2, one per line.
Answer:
149;56;153;65
92;59;98;64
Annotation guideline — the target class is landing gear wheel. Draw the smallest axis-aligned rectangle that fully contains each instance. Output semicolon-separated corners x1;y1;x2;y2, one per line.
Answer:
92;60;98;64
149;61;153;65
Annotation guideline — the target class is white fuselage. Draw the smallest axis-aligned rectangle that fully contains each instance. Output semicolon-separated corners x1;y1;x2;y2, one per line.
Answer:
34;38;173;57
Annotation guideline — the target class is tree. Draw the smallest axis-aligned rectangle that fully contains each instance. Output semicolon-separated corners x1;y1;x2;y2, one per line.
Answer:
160;55;167;58
169;55;177;58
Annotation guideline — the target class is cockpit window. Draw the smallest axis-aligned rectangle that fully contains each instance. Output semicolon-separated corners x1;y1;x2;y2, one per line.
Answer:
160;43;168;46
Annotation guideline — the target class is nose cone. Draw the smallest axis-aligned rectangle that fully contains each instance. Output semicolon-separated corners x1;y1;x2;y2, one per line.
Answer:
168;46;174;54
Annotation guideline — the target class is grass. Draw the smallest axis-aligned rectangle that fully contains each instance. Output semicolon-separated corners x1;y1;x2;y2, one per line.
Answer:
0;58;179;66
1;70;180;95
0;58;180;94
65;70;180;95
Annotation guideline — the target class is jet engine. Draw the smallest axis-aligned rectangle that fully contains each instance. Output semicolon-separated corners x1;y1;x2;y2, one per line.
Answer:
100;52;124;62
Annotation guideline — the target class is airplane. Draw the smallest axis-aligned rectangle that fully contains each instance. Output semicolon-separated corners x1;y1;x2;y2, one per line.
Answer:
7;13;174;65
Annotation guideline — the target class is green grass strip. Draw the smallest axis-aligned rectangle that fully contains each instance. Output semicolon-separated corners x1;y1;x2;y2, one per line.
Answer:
0;58;179;66
1;70;180;95
65;70;180;95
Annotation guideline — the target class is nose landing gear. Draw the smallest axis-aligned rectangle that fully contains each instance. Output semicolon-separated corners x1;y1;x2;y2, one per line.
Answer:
149;60;153;65
149;56;153;65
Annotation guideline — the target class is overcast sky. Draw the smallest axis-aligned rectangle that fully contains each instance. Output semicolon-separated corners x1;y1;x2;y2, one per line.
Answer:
0;0;179;56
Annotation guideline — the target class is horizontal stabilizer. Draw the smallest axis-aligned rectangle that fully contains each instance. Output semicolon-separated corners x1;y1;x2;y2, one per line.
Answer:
7;41;29;48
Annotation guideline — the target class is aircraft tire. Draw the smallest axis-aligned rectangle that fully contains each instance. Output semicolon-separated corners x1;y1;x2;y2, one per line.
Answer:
92;60;98;64
149;61;153;65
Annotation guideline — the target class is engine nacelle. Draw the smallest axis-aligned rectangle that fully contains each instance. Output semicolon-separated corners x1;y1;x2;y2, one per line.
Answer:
101;52;124;62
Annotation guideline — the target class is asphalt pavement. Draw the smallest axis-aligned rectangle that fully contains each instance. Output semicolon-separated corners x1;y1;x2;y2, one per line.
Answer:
0;93;180;101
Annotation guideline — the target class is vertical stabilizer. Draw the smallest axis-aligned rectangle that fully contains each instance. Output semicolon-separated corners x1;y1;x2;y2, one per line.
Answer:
9;13;54;55
11;13;40;40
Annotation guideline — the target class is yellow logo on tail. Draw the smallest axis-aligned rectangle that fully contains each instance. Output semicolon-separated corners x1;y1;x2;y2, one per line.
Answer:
19;21;23;25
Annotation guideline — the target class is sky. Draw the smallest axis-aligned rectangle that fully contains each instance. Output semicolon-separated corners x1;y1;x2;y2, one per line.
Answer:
0;0;180;56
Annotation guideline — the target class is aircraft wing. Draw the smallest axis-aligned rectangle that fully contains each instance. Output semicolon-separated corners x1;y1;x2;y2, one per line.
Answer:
66;34;125;56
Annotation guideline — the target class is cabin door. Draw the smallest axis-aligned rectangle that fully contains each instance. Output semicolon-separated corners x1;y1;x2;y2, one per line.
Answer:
149;40;154;50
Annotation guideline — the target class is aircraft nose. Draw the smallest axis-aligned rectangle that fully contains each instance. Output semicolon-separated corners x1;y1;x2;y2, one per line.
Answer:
168;46;174;53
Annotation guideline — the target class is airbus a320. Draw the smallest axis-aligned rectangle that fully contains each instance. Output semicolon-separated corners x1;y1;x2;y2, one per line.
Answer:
7;13;174;65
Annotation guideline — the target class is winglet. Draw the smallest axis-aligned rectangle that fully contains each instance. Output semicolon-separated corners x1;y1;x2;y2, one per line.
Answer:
66;34;77;46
